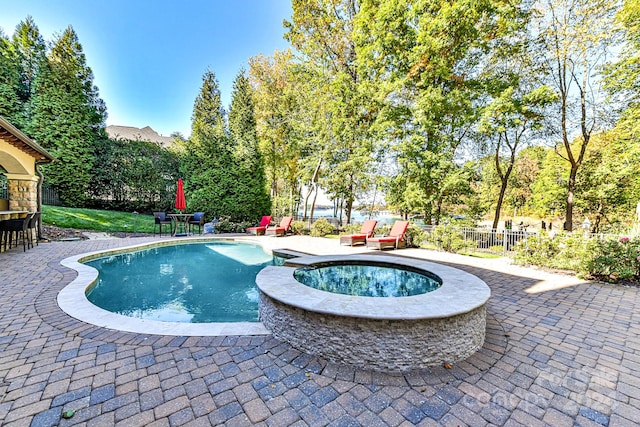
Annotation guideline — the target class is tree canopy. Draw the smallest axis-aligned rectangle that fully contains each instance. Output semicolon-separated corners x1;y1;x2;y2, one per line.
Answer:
1;4;639;233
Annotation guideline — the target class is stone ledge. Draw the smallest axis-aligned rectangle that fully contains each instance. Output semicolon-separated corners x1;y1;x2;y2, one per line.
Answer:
257;255;490;320
256;254;491;371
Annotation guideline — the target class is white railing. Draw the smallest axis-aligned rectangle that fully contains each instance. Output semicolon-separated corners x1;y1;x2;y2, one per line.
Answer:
418;224;537;255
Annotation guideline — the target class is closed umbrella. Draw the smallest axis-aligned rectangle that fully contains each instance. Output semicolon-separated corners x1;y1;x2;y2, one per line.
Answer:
175;178;186;212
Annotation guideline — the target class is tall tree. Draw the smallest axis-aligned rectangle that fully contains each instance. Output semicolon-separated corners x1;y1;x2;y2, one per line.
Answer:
604;0;640;144
576;130;640;232
479;84;556;228
0;17;47;128
536;0;617;230
0;30;22;124
227;69;271;219
285;0;378;224
249;50;309;217
182;70;252;221
28;26;106;206
12;17;46;116
355;0;527;223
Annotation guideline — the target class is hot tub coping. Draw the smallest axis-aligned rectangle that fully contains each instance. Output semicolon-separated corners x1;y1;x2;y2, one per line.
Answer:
256;254;490;320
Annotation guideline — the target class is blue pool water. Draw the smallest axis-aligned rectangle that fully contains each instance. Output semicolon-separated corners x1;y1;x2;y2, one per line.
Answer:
85;242;272;323
293;263;441;297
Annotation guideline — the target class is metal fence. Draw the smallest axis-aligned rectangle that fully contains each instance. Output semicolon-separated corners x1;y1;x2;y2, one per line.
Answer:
418;224;630;256
42;185;62;206
0;175;7;200
419;224;537;256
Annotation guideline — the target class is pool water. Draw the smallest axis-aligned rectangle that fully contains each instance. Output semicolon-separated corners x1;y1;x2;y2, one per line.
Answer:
85;242;272;323
293;263;441;297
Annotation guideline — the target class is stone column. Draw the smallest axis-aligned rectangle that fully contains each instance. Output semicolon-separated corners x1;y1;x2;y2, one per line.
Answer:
6;174;39;212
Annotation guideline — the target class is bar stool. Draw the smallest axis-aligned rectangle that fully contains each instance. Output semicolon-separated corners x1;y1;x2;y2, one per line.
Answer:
0;213;34;252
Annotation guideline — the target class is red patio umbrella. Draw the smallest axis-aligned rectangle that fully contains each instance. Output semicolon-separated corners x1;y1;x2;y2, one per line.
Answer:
175;178;186;212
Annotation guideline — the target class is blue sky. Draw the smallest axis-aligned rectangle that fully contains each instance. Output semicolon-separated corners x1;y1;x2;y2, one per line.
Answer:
0;0;293;137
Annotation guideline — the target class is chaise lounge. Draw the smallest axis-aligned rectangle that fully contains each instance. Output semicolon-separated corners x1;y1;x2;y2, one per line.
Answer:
246;215;272;235
339;219;378;246
266;216;293;237
366;220;410;250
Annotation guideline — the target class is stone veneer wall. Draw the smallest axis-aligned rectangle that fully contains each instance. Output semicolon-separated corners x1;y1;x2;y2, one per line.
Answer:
8;178;37;212
259;292;487;372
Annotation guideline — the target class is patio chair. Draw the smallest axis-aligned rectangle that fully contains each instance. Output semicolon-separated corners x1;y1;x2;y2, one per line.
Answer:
366;220;410;250
0;213;34;252
266;216;293;237
339;219;378;246
27;211;40;247
153;212;172;236
189;212;205;234
246;215;272;235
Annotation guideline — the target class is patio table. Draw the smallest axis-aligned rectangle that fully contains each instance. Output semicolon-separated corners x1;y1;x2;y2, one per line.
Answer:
168;213;192;236
0;210;28;220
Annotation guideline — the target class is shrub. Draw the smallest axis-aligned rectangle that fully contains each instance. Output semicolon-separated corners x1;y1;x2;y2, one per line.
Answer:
290;220;306;235
513;232;640;283
428;224;470;253
513;231;590;271
375;223;391;236
215;220;254;234
581;236;640;282
310;218;335;237
404;224;425;248
342;223;363;235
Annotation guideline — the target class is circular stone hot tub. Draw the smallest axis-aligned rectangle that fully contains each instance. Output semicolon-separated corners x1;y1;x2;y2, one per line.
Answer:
256;254;491;372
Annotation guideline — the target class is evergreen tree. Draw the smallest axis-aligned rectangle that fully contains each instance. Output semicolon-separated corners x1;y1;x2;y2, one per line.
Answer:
182;70;238;220
227;69;271;219
0;30;22;124
28;26;106;206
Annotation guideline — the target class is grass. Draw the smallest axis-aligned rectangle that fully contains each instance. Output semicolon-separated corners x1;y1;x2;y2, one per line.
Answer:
419;242;505;258
43;205;156;234
460;251;503;259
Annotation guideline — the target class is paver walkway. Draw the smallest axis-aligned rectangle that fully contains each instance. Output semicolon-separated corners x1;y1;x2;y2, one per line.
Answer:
1;235;639;426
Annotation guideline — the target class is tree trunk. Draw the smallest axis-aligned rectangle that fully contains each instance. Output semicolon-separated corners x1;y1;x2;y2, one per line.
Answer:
310;188;319;227
302;186;312;220
593;199;604;233
435;199;443;225
304;158;322;225
492;176;510;230
565;164;579;231
270;139;277;198
491;138;515;230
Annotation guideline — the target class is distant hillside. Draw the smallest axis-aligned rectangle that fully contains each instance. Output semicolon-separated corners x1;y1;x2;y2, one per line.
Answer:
106;125;174;147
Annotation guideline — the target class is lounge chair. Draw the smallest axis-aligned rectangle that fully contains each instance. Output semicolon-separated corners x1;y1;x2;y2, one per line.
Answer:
246;215;272;235
189;212;205;234
339;219;378;246
266;216;293;237
153;212;172;236
366;220;410;250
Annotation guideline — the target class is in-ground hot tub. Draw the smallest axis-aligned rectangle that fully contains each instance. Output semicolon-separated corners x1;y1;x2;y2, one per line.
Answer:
256;254;491;372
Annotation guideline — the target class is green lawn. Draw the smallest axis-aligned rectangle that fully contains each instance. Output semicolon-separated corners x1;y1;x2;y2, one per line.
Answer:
43;206;156;234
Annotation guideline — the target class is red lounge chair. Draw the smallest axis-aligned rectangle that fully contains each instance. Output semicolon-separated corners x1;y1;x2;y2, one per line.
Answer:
266;216;293;237
339;219;378;246
366;220;410;250
246;215;272;235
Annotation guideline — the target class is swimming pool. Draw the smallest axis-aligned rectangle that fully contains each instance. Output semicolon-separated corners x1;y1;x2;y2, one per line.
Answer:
85;241;272;323
293;262;441;297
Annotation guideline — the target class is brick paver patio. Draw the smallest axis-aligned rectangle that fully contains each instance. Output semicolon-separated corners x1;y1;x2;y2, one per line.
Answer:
1;235;639;426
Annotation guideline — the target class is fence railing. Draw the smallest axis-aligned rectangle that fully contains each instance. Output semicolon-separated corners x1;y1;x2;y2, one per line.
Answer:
418;224;537;255
417;223;630;256
42;185;62;206
0;177;7;200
